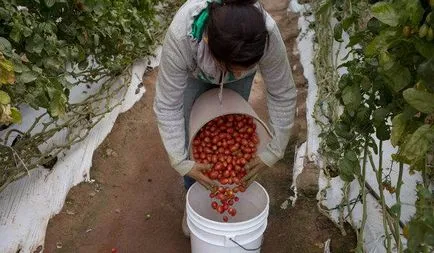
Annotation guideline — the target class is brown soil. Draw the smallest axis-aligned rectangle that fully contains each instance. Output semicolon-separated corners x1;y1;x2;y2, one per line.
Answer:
45;1;356;252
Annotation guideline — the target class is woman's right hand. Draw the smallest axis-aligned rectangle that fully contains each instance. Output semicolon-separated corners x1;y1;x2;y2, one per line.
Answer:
186;163;216;190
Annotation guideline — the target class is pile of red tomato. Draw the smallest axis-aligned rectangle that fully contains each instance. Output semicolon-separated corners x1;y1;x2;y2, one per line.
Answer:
192;114;259;222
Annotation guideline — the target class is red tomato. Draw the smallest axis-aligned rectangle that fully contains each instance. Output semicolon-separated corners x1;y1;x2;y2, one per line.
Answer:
228;207;237;216
243;153;252;160
211;201;218;209
233;177;240;184
219;178;229;185
239;158;247;165
227;164;233;171
223;170;231;178
209;171;218;179
223;204;229;211
214;163;223;171
217;193;225;200
218;206;225;214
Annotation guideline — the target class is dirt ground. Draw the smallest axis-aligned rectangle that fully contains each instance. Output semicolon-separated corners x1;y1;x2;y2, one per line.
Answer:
45;1;356;252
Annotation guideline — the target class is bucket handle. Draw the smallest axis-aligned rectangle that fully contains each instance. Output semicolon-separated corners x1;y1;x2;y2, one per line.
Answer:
229;237;262;252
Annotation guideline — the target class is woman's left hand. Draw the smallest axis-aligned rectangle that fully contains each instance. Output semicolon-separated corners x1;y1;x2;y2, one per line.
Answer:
242;157;269;188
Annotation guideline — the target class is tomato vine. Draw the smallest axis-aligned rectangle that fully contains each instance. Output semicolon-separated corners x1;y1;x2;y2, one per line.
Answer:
0;0;178;125
0;0;182;191
313;0;434;252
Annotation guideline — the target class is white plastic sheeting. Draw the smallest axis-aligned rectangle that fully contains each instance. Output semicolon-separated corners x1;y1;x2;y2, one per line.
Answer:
291;0;422;252
0;48;161;253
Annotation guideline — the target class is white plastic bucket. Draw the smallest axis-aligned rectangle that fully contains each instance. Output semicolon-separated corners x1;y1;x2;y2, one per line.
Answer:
188;88;272;155
186;182;270;253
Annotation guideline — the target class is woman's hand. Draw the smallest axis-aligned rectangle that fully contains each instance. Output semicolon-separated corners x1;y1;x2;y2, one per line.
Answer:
186;163;217;190
243;157;269;187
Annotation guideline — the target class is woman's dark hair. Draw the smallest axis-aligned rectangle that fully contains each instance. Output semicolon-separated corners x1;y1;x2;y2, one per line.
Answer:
207;0;268;70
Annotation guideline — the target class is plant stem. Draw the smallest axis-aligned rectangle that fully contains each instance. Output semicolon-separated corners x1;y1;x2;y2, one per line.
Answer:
395;162;404;252
356;138;369;252
376;141;392;252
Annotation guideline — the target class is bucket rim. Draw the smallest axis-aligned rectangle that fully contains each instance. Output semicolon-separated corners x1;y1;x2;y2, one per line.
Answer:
186;181;270;227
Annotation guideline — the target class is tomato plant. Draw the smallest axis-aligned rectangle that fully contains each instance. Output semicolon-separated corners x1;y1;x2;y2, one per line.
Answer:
0;0;182;192
314;0;434;252
0;0;177;125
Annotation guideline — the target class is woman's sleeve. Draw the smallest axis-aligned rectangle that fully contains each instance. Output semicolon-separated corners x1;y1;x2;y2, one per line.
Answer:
153;28;195;176
258;23;297;167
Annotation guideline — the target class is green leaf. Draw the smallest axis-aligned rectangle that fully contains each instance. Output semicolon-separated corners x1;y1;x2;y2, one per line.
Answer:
391;113;408;147
338;151;361;182
10;27;21;43
10;107;22;124
342;15;357;30
316;0;331;16
334;23;343;42
338;157;355;182
414;38;434;59
344;151;358;162
44;57;63;71
379;51;394;71
365;30;397;57
25;35;44;54
18;71;38;84
342;84;361;112
382;63;411;93
399;0;424;26
12;62;30;73
49;91;67;117
403;88;434;114
0;90;11;104
367;18;382;34
356;106;370;123
417;58;434;88
390;204;401;215
0;37;12;54
400;124;434;162
371;2;400;27
376;122;391;141
373;108;390;126
44;0;56;7
326;132;340;150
